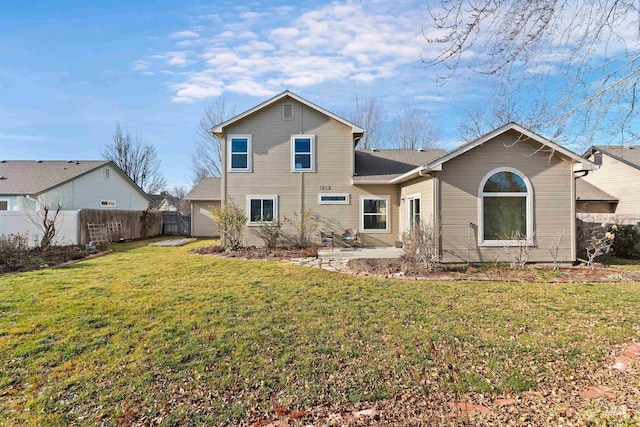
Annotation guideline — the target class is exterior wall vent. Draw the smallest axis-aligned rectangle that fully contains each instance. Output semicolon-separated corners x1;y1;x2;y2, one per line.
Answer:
283;103;294;120
594;152;602;166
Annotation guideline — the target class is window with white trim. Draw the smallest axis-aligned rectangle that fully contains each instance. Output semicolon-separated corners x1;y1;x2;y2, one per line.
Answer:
479;168;532;245
406;194;421;229
291;135;315;172
100;200;116;207
361;196;390;232
318;193;349;205
228;135;252;172
247;195;278;224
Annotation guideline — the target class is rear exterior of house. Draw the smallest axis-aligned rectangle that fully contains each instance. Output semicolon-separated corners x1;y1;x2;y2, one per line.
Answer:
185;177;221;237
213;91;595;262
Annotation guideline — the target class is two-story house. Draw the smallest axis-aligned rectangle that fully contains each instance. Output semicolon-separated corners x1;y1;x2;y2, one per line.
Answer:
212;91;596;262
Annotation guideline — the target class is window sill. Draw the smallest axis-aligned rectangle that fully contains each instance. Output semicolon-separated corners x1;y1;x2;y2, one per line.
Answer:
479;240;536;247
361;229;390;234
228;169;252;173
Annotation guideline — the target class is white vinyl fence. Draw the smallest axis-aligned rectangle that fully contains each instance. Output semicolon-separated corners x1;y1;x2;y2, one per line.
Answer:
0;210;81;247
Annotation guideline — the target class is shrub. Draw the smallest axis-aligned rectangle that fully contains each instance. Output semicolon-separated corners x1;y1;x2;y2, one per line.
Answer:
139;208;158;238
0;233;29;272
612;225;640;258
402;222;439;271
255;220;283;249
285;208;320;247
583;223;616;267
211;200;247;251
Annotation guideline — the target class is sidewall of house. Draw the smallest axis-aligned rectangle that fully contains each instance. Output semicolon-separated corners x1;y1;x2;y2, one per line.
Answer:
437;130;574;263
191;200;220;237
582;152;640;214
399;176;434;237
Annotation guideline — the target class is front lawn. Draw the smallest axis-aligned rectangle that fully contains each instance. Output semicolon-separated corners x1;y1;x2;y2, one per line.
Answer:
1;239;639;425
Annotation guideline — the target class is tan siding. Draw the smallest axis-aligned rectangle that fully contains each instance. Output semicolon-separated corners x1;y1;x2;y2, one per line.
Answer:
223;96;401;246
399;176;434;234
583;153;640;214
437;130;574;263
191;201;220;237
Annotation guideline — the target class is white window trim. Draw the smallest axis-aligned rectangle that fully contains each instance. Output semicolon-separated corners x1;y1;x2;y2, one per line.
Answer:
478;167;533;247
406;193;421;230
0;198;10;211
291;134;315;172
360;195;390;233
227;134;252;172
246;195;278;226
318;193;349;205
100;199;117;208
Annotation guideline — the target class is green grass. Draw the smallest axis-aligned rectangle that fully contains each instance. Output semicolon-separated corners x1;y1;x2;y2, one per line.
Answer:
1;238;639;425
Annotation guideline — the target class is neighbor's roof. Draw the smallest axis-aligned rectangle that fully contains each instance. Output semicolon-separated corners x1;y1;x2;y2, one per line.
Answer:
391;122;598;184
353;149;446;183
185;177;221;201
587;145;640;170
0;160;109;195
211;90;365;136
576;179;618;202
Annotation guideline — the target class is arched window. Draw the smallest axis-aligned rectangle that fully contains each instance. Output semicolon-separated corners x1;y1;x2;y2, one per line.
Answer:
479;168;532;245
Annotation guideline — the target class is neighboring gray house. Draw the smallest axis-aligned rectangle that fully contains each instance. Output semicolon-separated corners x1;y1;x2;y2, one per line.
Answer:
208;90;596;262
185;177;221;237
579;146;640;214
0;160;150;211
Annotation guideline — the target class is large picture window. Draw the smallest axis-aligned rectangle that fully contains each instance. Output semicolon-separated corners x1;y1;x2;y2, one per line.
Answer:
361;196;390;232
479;168;532;245
247;195;277;224
291;135;315;172
228;135;252;172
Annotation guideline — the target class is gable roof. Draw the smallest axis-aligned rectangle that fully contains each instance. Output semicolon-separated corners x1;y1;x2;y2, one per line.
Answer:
586;145;640;171
354;149;446;183
185;177;221;201
0;160;151;201
211;90;365;137
576;179;618;202
391;122;598;183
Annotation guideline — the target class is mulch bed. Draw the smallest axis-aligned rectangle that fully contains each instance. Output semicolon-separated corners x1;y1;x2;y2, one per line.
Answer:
190;245;318;260
0;245;107;275
348;257;640;283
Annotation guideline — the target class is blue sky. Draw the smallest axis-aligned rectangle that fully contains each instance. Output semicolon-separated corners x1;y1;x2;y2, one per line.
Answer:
1;0;624;189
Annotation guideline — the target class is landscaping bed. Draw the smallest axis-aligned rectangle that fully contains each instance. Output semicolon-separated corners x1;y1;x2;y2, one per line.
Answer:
0;245;101;275
190;244;318;260
348;257;640;283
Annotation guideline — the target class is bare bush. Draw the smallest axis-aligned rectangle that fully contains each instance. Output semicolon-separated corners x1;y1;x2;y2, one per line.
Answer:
211;199;247;251
502;231;536;268
255;220;283;249
27;201;63;251
0;233;29;271
582;223;616;268
285;208;320;248
402;222;439;271
547;230;565;269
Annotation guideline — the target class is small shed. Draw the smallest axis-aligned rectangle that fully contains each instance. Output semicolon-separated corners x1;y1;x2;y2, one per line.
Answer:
185;177;221;237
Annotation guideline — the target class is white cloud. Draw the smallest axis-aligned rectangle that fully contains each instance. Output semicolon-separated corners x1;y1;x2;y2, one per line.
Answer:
169;30;200;39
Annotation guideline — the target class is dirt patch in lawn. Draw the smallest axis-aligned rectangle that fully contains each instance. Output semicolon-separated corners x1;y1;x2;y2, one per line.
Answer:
190;245;318;260
348;257;640;283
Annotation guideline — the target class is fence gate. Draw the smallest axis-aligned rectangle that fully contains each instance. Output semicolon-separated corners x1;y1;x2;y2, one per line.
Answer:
162;212;191;235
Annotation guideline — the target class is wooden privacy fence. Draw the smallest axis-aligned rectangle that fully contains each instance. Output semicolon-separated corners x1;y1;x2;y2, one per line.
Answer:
162;212;191;235
79;209;162;244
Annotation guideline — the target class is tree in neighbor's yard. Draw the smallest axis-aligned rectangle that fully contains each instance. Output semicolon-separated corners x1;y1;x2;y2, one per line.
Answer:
102;122;166;194
346;95;386;150
425;0;640;146
191;98;236;184
389;107;439;150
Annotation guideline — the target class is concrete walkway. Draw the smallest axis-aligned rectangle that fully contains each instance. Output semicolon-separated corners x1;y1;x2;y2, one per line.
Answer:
289;247;404;273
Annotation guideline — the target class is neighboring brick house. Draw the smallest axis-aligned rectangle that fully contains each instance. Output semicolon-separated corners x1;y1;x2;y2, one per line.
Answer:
208;90;596;262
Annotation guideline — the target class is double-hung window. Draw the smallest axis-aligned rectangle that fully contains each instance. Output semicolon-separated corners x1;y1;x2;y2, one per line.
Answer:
228;135;251;172
361;196;390;232
247;195;278;224
406;194;421;229
291;135;315;172
479;167;532;245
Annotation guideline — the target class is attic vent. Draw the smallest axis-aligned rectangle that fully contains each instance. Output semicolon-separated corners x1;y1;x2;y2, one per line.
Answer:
371;148;379;152
283;103;294;120
36;160;43;163
594;152;602;166
417;148;425;152
0;176;5;180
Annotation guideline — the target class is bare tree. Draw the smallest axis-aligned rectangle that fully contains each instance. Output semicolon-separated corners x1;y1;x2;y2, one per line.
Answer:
102;123;166;194
168;185;191;216
346;95;386;150
425;0;640;146
191;98;236;184
26;199;64;251
390;107;439;149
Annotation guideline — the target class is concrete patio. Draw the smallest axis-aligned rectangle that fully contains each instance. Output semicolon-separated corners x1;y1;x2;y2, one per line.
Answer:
318;246;404;259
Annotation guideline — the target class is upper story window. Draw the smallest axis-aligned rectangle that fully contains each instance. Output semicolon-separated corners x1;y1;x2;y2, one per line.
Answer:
291;135;315;172
479;167;532;246
101;200;116;207
228;134;252;172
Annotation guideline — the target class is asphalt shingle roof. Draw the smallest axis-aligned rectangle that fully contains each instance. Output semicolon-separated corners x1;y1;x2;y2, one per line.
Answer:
354;149;447;182
576;179;618;202
0;160;109;195
594;145;640;170
185;177;222;200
